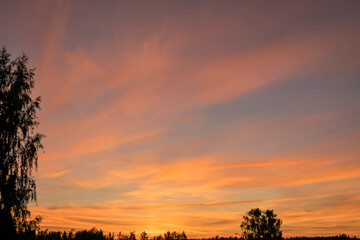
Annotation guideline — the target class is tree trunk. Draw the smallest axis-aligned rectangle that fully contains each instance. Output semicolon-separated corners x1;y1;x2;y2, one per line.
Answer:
0;208;17;239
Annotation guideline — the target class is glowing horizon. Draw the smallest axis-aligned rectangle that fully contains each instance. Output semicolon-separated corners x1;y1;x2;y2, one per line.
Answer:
1;0;360;237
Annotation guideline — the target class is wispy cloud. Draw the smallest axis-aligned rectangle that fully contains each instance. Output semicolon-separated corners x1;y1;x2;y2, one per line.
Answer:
3;0;360;237
40;170;74;179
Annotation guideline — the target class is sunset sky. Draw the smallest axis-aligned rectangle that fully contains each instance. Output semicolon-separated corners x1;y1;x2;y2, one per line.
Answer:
1;0;360;237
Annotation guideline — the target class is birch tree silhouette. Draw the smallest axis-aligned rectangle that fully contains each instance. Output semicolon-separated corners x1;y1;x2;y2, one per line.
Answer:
0;47;44;238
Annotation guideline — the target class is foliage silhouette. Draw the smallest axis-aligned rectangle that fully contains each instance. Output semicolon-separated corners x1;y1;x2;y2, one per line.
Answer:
240;208;282;240
0;47;44;238
141;231;149;240
2;227;356;240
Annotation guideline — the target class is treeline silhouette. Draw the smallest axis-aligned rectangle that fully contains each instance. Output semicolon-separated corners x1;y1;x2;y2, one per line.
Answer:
18;228;188;240
192;235;358;240
15;227;358;240
286;236;358;240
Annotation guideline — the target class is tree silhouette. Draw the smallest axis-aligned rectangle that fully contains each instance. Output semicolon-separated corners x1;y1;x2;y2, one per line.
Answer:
240;208;283;240
141;231;149;240
0;47;44;238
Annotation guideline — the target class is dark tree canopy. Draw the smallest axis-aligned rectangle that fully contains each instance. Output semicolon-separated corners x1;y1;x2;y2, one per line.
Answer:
0;47;44;237
240;208;283;240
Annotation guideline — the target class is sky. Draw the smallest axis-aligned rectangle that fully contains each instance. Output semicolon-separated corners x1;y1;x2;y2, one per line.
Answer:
1;0;360;237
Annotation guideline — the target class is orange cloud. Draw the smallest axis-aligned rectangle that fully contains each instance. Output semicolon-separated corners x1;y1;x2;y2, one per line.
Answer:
40;170;74;179
4;1;358;237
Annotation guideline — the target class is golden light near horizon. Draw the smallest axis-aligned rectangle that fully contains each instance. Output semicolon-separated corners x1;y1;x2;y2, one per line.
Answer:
1;0;360;238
